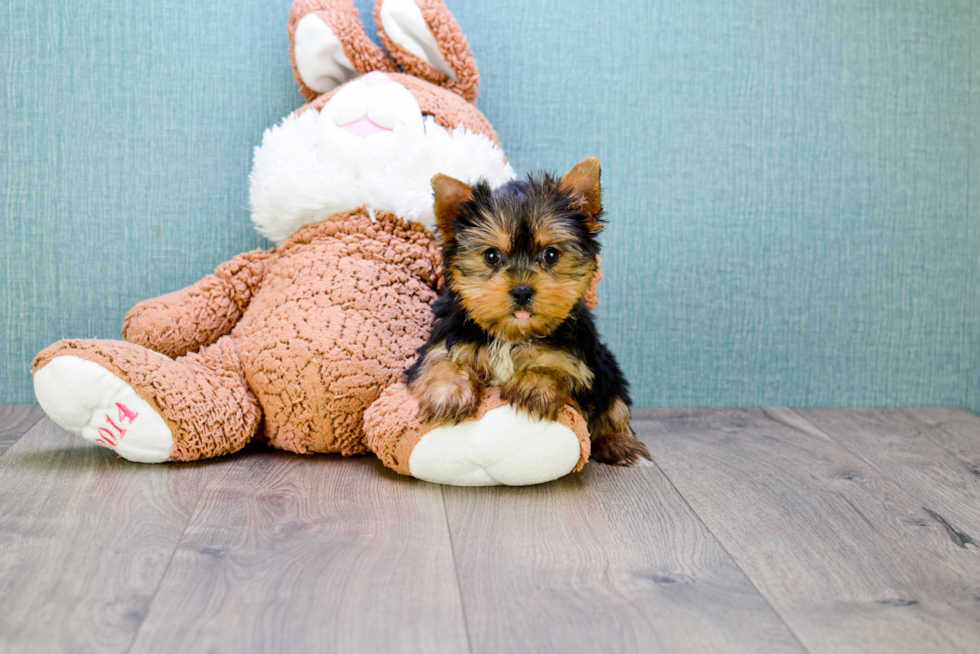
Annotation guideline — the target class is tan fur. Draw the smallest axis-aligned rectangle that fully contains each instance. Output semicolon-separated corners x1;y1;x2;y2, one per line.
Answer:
407;342;481;425
444;189;598;342
528;265;595;332
499;370;567;421
513;345;594;391
449;341;494;381
486;338;514;385
451;219;511;260
431;175;473;241
590;431;650;466
559;157;602;230
451;262;595;343
589;397;631;436
410;336;596;424
533;221;585;249
496;344;593;421
588;398;650;466
452;269;521;339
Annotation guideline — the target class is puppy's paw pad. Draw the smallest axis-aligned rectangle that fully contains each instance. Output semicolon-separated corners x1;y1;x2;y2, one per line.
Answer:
34;356;173;463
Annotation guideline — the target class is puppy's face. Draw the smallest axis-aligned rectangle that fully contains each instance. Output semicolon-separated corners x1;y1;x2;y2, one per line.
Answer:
433;158;604;341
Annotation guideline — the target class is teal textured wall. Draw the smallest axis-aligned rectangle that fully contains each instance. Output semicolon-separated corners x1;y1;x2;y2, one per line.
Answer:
2;0;978;408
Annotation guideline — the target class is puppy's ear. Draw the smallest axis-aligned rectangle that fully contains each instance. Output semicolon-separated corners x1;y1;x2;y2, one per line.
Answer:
432;174;473;241
559;157;602;231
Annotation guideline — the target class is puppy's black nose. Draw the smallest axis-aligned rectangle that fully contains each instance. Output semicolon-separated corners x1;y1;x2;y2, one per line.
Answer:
510;284;534;306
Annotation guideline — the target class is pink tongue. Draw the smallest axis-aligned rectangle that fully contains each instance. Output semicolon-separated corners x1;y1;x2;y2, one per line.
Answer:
340;118;390;138
514;311;531;320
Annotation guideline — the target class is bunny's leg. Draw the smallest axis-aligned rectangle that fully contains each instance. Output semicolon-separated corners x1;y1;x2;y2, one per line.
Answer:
364;383;590;486
33;336;260;462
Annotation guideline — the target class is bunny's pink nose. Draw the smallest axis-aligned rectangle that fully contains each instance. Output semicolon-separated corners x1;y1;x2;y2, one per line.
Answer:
363;71;392;87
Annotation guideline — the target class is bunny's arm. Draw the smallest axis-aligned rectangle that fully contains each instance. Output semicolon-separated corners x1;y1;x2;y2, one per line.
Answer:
122;249;278;358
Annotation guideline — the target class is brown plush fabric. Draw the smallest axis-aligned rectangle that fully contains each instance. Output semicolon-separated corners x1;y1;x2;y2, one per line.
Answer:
363;382;428;475
372;0;480;104
232;210;439;455
123;249;276;359
364;383;591;476
33;337;261;462
288;0;398;102
34;209;439;461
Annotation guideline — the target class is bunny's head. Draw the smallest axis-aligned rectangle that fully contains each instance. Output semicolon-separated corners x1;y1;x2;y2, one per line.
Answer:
250;0;515;244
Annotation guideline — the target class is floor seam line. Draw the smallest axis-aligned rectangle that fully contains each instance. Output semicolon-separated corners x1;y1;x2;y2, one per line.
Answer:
772;407;978;535
637;422;814;654
895;407;980;467
0;407;49;461
15;406;46;438
124;475;210;654
440;485;475;654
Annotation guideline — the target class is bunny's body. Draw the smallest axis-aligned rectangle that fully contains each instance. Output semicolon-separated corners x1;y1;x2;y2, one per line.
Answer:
32;0;593;485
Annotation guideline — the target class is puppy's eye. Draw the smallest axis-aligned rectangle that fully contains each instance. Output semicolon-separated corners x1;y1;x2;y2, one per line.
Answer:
542;247;560;266
483;248;501;266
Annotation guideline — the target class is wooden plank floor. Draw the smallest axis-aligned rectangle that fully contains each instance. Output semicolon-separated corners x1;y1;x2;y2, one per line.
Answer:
1;406;978;653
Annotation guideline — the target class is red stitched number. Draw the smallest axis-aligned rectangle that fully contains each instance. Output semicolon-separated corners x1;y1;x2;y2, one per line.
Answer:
96;427;117;446
117;402;139;423
95;403;139;447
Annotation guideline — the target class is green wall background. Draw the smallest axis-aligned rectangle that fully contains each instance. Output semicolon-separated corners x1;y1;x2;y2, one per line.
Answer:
2;0;978;408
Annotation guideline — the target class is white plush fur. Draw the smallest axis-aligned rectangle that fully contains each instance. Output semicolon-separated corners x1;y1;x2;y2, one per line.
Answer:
408;405;583;486
34;356;173;463
380;0;457;80
250;75;514;244
294;13;360;94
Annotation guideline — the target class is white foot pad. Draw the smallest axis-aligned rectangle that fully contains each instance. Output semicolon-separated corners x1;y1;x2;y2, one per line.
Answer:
34;356;173;463
408;405;582;486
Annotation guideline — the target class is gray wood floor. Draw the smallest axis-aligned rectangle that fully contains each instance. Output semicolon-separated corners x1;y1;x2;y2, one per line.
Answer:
1;406;979;653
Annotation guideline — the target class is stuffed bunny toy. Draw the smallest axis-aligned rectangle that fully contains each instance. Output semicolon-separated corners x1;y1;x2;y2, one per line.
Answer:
32;0;595;486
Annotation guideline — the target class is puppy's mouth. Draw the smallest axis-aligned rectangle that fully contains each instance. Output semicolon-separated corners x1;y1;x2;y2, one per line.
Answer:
513;310;532;320
339;118;391;138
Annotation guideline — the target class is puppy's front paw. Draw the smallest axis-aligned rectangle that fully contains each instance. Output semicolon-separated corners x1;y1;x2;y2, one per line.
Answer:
590;432;652;467
416;377;481;426
501;372;566;422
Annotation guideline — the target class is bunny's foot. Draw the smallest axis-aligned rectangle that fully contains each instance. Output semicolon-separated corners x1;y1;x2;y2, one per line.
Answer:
34;355;173;462
365;384;590;486
33;337;261;462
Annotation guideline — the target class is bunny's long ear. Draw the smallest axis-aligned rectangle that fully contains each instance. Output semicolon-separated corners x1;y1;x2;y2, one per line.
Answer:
289;0;397;101
374;0;479;103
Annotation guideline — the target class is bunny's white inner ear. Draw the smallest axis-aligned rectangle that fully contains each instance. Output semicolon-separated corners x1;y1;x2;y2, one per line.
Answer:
294;13;360;94
380;0;457;81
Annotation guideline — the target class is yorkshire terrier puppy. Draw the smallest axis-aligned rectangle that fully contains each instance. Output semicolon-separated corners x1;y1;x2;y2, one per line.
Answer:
406;158;650;466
